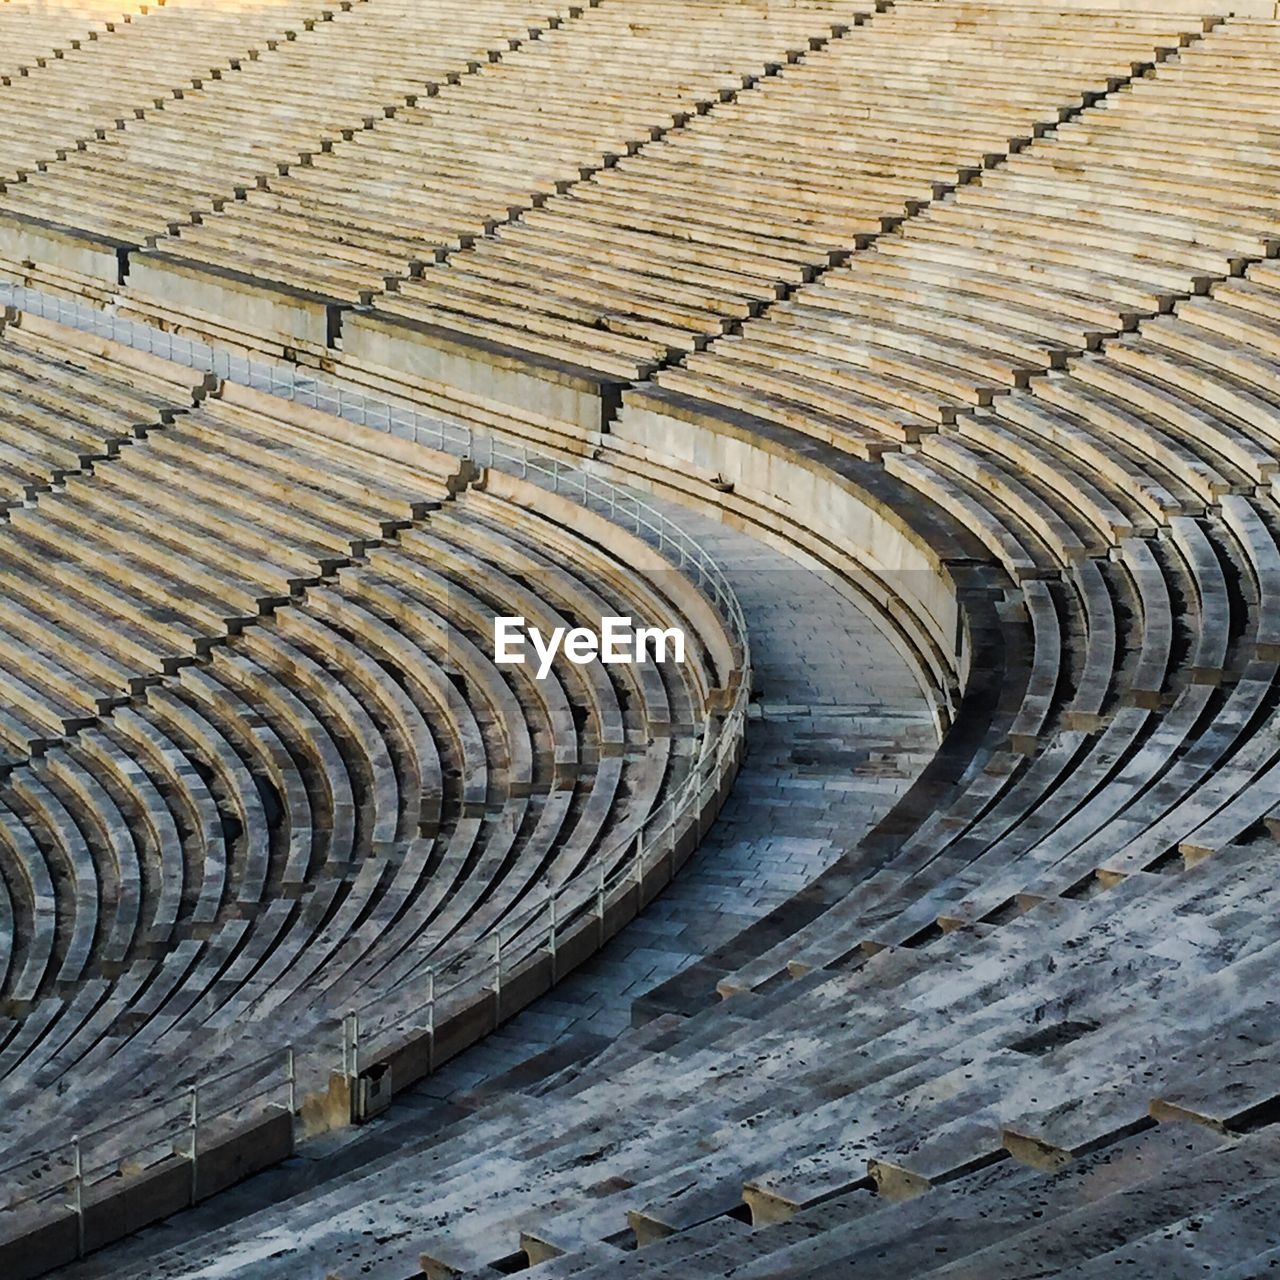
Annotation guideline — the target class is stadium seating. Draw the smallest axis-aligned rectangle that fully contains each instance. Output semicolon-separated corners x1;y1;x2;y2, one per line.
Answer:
0;309;209;518
38;222;1280;1267
0;0;344;182
0;0;144;81
341;3;1206;426
114;0;877;361
1;0;1280;1277
621;16;1280;459
85;828;1279;1278
0;319;743;1274
0;0;582;305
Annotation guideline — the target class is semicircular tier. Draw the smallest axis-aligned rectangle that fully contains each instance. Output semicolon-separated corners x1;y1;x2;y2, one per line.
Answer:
165;19;1280;1278
193;253;1280;1280
0;320;744;1214
5;8;1280;1278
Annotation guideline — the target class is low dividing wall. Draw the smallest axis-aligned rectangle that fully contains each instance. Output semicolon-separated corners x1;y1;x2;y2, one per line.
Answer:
342;309;633;435
608;383;977;718
0;211;131;305
124;251;346;359
0;1110;294;1280
0;212;129;288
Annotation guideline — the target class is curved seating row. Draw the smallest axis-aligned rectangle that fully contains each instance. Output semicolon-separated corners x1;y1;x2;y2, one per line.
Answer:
138;18;1280;1278
117;0;874;360
0;310;206;516
0;351;463;765
0;341;742;1235
2;6;1279;1279
354;3;1203;401
111;818;1280;1279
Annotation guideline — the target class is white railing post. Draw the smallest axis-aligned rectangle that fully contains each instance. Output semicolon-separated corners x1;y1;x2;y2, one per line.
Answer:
285;1045;296;1116
188;1086;200;1205
426;967;436;1073
548;889;558;984
70;1135;84;1258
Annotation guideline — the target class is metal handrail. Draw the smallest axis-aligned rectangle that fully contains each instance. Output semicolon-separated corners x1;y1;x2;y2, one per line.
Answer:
0;1044;295;1227
0;285;752;1218
358;690;746;1055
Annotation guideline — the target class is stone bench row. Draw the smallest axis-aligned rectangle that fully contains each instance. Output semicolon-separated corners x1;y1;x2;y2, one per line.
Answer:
131;565;634;1044
593;864;1275;1257
614;18;1280;458
144;822;1278;1278
629;860;1269;1239
0;310;207;512
115;0;874;360
0;0;577;254
0;0;142;80
579;1126;1277;1278
941;255;1280;567
0;0;344;181
0;471;737;1191
0;378;465;764
857;539;1262;941
331;2;1205;420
